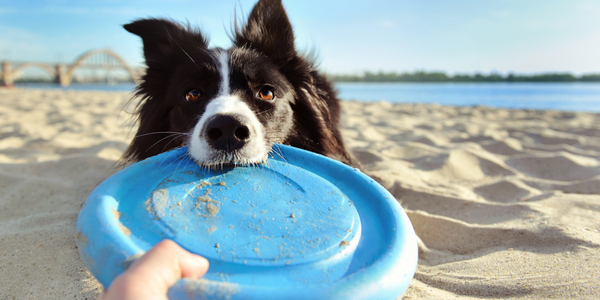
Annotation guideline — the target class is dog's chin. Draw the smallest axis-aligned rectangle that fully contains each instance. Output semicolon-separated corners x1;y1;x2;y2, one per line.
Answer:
187;143;270;168
196;153;268;168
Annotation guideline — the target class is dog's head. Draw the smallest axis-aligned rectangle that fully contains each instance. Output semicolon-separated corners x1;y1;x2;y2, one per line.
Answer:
122;0;351;167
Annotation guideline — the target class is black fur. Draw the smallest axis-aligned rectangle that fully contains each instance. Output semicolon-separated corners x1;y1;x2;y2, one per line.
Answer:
121;0;354;166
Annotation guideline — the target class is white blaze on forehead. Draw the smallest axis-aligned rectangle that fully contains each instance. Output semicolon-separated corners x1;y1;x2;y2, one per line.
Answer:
217;50;230;96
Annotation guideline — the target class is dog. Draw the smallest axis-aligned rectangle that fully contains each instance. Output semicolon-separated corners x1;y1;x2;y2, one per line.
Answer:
121;0;354;168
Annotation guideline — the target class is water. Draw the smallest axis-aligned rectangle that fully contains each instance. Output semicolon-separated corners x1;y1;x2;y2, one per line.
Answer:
15;82;600;113
336;82;600;113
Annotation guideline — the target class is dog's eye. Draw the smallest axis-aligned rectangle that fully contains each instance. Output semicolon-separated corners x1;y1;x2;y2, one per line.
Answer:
186;89;202;101
258;86;275;101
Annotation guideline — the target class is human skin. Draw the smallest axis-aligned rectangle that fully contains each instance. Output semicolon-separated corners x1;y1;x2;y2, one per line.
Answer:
98;240;209;300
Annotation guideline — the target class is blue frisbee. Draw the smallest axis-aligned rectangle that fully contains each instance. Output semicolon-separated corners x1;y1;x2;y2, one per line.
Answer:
76;144;418;299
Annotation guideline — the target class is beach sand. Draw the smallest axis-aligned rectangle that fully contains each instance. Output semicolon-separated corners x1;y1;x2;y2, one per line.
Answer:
1;88;599;299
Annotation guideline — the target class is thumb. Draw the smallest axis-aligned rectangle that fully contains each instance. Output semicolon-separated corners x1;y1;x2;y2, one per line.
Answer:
101;239;209;300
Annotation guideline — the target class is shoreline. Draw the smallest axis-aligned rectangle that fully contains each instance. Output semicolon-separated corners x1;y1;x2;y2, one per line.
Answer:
8;83;600;113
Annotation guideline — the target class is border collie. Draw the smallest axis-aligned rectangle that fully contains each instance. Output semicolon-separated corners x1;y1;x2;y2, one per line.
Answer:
121;0;354;167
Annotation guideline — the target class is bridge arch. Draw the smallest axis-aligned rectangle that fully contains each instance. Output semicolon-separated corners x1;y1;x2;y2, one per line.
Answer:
66;49;138;84
12;62;57;78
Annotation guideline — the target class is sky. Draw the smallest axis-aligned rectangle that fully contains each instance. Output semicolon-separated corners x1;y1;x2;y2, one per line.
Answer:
1;0;599;76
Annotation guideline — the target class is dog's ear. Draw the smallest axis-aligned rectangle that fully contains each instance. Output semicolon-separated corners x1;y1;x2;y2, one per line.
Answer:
124;18;208;66
234;0;296;62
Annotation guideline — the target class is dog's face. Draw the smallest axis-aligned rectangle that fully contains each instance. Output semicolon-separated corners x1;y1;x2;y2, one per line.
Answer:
132;44;296;166
122;0;353;167
187;48;298;166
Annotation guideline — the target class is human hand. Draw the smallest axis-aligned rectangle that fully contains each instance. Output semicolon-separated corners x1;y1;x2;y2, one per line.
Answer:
98;239;209;300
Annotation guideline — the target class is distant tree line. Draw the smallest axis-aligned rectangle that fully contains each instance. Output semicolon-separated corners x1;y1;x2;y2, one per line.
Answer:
331;71;600;83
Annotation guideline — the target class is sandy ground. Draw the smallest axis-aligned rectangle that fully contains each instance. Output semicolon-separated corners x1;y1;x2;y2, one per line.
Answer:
1;88;599;299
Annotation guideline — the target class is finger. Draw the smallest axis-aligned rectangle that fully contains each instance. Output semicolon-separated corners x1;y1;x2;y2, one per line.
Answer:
128;239;209;288
102;240;209;300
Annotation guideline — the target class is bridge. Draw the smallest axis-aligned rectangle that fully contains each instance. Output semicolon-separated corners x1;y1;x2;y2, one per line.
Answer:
1;49;141;87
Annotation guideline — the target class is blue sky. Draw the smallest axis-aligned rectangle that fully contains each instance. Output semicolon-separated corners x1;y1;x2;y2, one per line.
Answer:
1;0;599;75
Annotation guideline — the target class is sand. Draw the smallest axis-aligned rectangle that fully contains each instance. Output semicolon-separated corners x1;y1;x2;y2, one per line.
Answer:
1;88;599;299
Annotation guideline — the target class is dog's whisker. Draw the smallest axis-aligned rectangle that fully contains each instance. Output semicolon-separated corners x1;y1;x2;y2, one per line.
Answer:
135;131;191;139
154;147;185;175
145;133;186;153
162;135;187;153
174;41;202;70
269;146;288;165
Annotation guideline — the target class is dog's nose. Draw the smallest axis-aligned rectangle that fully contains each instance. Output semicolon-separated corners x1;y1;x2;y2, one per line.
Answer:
204;114;251;151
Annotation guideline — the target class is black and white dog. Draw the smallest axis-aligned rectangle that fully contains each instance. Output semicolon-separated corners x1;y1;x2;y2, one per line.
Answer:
121;0;354;167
